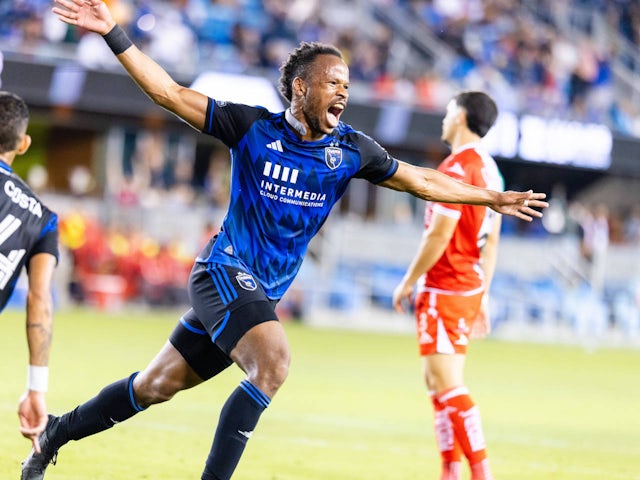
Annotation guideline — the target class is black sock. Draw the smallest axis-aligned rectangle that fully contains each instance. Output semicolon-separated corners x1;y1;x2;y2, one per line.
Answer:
201;380;270;480
59;372;145;444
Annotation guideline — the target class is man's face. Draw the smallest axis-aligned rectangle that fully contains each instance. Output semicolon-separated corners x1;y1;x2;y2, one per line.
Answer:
298;54;349;136
441;99;462;145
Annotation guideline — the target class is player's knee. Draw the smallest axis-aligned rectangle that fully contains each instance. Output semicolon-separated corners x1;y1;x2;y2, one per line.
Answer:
250;356;290;397
271;357;290;387
134;373;182;406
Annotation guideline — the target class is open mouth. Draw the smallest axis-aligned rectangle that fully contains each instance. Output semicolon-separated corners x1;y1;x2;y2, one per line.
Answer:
328;104;345;124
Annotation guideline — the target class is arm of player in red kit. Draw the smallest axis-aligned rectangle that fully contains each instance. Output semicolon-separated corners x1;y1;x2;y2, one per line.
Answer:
471;214;502;339
392;212;458;313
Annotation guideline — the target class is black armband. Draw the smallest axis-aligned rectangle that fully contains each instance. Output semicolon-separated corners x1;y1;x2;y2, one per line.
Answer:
103;24;133;55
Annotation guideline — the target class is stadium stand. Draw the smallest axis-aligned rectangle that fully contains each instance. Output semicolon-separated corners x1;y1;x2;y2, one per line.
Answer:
0;0;639;345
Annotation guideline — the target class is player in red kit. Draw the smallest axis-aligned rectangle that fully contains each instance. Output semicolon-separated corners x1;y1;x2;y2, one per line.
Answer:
393;91;503;480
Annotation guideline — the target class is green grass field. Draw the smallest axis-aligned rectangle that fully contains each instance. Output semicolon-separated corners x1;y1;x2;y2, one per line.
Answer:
1;307;639;479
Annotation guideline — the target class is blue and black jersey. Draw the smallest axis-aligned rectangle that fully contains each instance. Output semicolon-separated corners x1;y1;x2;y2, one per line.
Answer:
196;99;398;300
0;161;59;311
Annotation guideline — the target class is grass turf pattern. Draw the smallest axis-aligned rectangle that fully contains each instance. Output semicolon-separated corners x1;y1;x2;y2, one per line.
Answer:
1;307;638;479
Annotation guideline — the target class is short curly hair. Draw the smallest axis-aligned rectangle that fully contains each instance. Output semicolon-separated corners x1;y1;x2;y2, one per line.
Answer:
278;42;343;102
0;91;29;154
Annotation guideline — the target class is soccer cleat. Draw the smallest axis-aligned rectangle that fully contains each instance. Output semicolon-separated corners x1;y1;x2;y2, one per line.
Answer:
21;415;61;480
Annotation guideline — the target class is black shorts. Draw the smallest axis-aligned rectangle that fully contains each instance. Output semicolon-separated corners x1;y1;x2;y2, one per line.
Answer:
169;262;279;380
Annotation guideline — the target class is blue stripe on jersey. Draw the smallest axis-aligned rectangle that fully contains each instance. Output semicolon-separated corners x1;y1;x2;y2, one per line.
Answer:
206;98;215;133
39;213;58;239
208;265;238;305
240;379;271;408
212;310;231;342
179;316;207;335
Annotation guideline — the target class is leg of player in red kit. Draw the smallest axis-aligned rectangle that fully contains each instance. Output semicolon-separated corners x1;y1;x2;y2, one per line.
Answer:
437;386;493;480
431;391;463;480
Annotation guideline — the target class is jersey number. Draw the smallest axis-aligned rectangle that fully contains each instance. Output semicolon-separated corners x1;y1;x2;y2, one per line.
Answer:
0;214;26;289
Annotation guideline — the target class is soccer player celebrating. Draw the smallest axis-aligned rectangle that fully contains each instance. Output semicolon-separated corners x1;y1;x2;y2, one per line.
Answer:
0;91;59;454
23;1;547;479
393;91;503;480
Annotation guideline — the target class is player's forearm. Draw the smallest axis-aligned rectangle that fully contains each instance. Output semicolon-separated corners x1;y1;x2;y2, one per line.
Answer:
383;163;498;206
421;168;497;206
115;42;180;110
25;292;53;366
402;231;448;285
103;26;207;130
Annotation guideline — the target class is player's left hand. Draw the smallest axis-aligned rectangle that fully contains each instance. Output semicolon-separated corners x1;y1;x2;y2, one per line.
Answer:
492;190;548;221
18;390;48;453
471;294;491;339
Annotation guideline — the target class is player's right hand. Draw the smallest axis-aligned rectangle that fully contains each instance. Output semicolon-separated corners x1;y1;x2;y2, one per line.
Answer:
392;281;414;313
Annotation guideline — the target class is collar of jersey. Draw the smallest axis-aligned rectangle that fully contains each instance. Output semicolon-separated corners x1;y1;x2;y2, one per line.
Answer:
0;160;12;173
281;112;338;145
452;141;482;155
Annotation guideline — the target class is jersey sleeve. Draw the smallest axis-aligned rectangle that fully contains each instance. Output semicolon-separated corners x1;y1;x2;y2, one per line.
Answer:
201;98;271;147
351;131;398;183
29;214;59;263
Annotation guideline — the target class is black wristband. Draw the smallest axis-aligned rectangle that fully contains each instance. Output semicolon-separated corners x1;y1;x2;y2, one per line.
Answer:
103;24;133;56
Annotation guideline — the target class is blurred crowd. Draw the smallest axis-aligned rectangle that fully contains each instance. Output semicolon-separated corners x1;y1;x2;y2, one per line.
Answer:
58;208;206;309
1;0;640;135
56;206;305;318
2;0;640;319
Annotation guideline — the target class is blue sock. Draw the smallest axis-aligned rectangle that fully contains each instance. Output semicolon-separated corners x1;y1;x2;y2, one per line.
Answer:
201;380;270;480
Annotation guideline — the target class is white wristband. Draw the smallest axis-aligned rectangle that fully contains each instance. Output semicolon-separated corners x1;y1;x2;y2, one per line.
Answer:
27;365;49;392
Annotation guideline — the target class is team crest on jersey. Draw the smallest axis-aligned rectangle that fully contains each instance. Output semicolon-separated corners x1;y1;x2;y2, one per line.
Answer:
236;272;257;291
324;147;343;170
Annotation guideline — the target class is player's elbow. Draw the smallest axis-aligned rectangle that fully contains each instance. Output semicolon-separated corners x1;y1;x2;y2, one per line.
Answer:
26;290;53;317
147;83;181;111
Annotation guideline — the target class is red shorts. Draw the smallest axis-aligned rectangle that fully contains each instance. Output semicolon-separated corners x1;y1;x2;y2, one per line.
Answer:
414;291;483;356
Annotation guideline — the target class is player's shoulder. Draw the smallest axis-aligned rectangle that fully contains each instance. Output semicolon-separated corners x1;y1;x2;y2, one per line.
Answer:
454;144;485;162
453;144;499;171
212;99;276;121
0;168;56;216
332;122;381;149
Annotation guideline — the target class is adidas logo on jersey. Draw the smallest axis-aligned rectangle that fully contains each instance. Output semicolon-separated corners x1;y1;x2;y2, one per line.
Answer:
266;139;283;152
446;162;466;178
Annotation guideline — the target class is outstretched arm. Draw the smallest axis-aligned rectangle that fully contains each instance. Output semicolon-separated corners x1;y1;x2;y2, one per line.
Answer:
18;253;57;453
52;0;208;130
380;161;548;221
